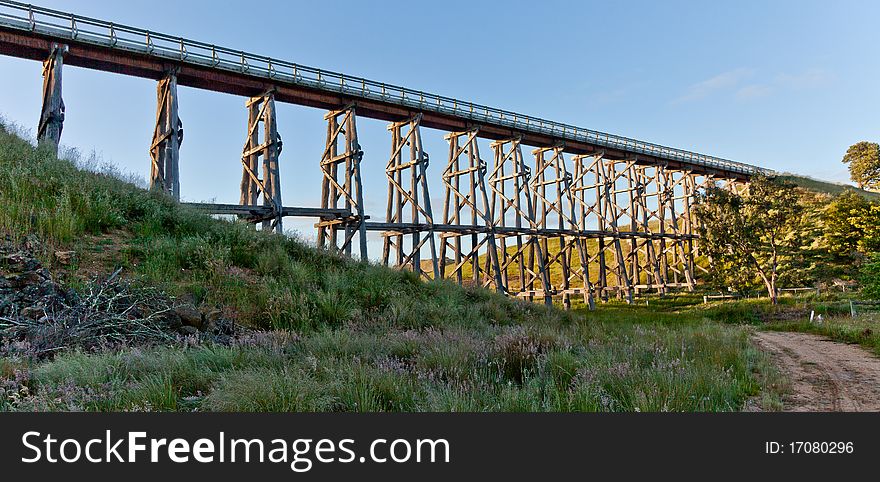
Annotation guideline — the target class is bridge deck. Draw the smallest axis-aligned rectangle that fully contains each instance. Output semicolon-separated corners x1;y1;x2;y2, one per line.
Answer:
0;1;768;179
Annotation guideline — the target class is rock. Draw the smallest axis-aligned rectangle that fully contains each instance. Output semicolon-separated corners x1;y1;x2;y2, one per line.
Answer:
163;311;182;330
9;271;46;289
200;308;223;332
179;325;199;336
54;250;77;266
174;303;203;329
1;251;35;271
203;307;223;322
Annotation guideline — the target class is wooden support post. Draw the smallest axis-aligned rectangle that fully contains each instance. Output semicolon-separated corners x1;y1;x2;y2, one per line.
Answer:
625;166;662;295
316;105;368;260
683;173;698;283
440;128;505;293
489;137;552;305
149;69;184;200
239;91;283;233
241;102;260;207
657;166;695;291
531;145;590;309
37;43;67;154
261;98;282;231
625;165;640;294
640;167;665;294
592;155;609;301
381;114;438;278
571;152;616;310
600;159;634;304
656;166;671;290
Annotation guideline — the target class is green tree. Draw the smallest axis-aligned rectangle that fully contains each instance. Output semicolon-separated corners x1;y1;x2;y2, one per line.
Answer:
860;254;880;299
695;176;805;304
822;191;880;264
842;141;880;190
784;189;834;286
823;190;872;261
851;204;880;253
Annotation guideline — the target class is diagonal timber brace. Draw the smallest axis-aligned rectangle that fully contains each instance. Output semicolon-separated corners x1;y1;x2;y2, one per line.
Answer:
531;145;594;309
440;128;506;293
239;91;283;233
488;137;553;305
381;114;439;278
316;104;368;260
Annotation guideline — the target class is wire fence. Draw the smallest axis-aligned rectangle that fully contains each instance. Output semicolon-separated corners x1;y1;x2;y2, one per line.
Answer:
849;300;880;318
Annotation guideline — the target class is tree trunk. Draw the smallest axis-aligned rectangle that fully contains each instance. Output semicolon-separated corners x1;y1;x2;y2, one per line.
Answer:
767;278;778;305
757;271;777;305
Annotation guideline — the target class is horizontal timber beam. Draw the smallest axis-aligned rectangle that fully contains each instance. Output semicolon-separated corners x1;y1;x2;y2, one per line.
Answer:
182;205;699;241
183;202;351;220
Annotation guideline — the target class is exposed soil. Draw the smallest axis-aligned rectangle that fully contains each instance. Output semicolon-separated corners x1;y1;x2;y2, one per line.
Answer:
753;331;880;412
73;230;132;279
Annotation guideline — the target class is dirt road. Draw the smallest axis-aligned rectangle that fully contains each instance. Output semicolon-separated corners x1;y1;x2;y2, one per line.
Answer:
753;331;880;411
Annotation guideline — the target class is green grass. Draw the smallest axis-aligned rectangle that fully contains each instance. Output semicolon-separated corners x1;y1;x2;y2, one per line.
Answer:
4;308;781;412
698;294;855;325
0;118;785;412
698;291;880;357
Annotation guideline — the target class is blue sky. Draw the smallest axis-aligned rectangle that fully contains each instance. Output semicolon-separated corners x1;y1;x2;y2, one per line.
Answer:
1;0;878;243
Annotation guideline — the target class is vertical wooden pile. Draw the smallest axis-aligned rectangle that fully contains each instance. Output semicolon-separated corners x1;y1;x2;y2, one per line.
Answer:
37;43;66;154
440;128;505;292
317;105;368;260
683;172;706;280
572;153;610;301
240;91;283;232
530;145;592;309
626;165;665;294
488;137;552;305
595;158;635;303
382;114;439;278
654;166;695;291
149;70;184;200
575;153;645;307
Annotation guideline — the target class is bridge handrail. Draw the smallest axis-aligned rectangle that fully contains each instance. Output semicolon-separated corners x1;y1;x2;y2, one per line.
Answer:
0;0;772;175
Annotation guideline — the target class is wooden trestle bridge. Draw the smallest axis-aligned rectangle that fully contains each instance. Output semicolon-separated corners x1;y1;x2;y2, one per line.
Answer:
0;1;771;308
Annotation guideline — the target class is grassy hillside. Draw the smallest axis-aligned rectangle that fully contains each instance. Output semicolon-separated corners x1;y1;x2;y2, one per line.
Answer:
779;173;880;200
0;122;553;333
0;120;783;412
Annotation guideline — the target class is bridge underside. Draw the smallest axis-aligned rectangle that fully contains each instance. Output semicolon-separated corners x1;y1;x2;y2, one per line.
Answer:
0;26;752;180
0;13;755;307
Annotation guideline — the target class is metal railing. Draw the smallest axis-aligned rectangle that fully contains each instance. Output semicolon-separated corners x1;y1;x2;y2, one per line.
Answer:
0;0;771;175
